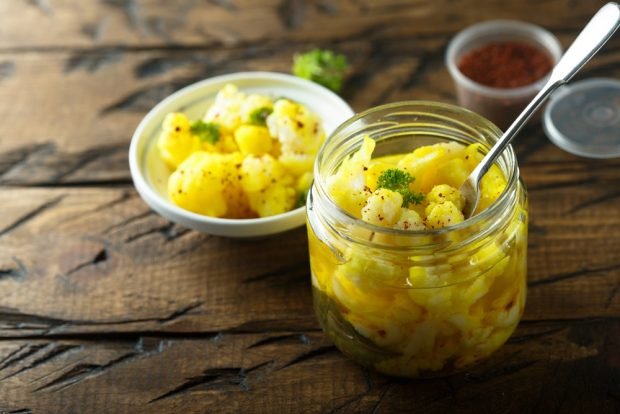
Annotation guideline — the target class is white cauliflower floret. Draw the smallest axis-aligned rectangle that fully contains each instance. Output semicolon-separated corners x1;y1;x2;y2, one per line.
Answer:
266;99;324;155
240;154;288;193
240;94;274;124
203;84;245;132
361;188;403;227
394;208;425;231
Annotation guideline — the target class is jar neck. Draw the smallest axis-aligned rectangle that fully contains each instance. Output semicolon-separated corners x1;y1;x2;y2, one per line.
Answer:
310;101;520;252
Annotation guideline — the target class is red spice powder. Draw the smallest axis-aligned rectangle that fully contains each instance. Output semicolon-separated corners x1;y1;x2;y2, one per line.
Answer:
458;41;553;88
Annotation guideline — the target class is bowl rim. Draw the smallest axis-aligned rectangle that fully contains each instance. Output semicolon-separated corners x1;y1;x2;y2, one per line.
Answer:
445;19;563;98
128;71;355;236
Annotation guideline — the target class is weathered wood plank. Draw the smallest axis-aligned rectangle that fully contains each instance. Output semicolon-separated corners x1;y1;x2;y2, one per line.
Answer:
0;35;619;186
0;38;431;185
0;186;316;337
1;0;619;411
0;183;618;339
0;318;617;413
0;0;608;49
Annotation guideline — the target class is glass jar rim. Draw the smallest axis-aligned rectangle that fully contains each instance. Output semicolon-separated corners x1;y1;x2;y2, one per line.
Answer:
313;100;520;240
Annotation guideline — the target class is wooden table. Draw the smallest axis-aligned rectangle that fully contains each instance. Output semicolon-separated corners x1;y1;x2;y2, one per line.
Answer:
1;1;619;413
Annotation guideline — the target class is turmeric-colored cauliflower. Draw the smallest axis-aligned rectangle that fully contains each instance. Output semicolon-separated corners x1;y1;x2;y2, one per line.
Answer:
158;84;324;218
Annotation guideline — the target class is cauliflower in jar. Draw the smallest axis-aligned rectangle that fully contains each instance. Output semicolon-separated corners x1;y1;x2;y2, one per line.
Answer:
323;137;505;231
308;136;527;378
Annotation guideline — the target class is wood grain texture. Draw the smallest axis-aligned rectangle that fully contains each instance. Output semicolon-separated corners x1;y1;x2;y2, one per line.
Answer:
0;2;620;185
1;0;619;412
0;320;618;413
0;187;316;337
0;0;609;49
0;176;618;337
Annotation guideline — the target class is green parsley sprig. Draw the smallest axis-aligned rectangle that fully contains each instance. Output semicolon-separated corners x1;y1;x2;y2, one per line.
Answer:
376;168;424;207
190;120;220;144
292;48;348;93
248;107;273;126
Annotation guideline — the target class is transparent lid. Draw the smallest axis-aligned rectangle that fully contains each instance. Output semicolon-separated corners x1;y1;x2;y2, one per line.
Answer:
543;78;620;158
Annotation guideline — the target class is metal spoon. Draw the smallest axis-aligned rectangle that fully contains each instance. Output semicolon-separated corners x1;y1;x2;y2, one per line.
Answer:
460;2;620;218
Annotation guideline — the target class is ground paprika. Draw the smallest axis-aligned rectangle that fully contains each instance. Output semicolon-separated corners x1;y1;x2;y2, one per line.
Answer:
458;41;553;88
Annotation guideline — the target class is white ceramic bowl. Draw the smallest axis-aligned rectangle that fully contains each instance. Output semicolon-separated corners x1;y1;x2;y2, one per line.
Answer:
129;72;355;238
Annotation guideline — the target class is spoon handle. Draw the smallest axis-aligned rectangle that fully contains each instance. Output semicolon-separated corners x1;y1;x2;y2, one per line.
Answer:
470;2;620;181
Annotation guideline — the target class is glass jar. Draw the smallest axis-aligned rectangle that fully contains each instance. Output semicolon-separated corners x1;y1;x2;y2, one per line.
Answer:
306;102;528;378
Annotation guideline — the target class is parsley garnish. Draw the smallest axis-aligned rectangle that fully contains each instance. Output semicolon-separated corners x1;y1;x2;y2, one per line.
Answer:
292;49;349;93
248;107;273;126
376;168;424;207
190;120;220;144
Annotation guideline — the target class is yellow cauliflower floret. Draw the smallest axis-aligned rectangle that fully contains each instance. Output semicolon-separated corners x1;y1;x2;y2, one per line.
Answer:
222;184;254;218
217;133;239;153
168;152;228;217
464;143;485;169
478;164;507;212
201;132;238;154
267;99;325;155
240;154;289;193
234;125;273;156
361;188;403;227
364;161;392;191
220;152;254;218
470;242;507;273
394;208;425;230
422;158;469;192
331;264;396;314
277;152;314;176
425;201;464;229
157;113;202;169
247;183;296;217
296;171;314;194
270;139;282;158
427;184;465;211
435;142;465;159
397;145;446;192
327;136;375;217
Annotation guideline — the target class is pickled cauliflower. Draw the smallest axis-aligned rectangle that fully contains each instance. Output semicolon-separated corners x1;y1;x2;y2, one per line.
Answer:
327;136;507;230
309;137;528;377
158;84;325;218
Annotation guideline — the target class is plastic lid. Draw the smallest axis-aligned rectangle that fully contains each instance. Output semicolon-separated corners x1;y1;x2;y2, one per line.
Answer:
543;78;620;158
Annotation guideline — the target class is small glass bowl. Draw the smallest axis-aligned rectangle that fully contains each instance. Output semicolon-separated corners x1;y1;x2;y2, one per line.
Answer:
446;20;563;129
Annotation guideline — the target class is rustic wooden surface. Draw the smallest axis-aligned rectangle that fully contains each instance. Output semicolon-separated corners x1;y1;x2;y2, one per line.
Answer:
1;0;619;413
